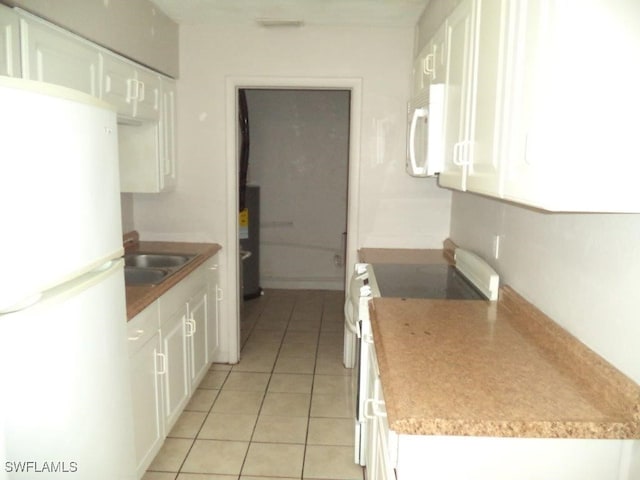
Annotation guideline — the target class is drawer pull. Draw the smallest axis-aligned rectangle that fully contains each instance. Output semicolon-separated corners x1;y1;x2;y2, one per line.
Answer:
128;329;144;341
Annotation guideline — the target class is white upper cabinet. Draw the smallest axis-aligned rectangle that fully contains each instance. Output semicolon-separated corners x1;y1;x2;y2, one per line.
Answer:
19;13;100;97
411;24;446;98
463;0;512;196
159;77;177;191
501;0;640;212
432;0;640;212
102;53;161;121
437;0;475;191
0;5;21;78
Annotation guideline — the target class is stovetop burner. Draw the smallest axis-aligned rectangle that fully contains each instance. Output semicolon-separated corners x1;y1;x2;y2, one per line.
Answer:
370;263;486;300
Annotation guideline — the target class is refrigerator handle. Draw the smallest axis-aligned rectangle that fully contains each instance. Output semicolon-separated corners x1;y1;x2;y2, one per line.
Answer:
0;292;42;315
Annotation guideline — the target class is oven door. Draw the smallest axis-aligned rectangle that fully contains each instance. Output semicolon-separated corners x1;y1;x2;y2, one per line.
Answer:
355;294;379;466
343;263;369;368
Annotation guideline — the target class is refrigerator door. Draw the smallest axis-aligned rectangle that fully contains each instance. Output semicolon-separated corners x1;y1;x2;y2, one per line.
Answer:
0;259;135;479
0;77;123;312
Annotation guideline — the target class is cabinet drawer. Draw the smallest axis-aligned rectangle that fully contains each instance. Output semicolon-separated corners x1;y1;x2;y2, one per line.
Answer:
159;265;206;319
127;301;160;356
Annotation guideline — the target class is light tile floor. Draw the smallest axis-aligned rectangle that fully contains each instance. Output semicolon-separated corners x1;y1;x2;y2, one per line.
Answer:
144;289;363;480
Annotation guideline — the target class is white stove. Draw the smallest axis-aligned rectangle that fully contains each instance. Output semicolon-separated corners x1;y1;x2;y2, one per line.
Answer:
343;248;499;465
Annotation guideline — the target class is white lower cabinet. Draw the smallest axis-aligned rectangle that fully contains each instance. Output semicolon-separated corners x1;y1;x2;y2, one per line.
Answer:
364;341;397;480
160;304;190;431
366;340;638;480
128;257;222;478
127;302;164;480
187;286;210;388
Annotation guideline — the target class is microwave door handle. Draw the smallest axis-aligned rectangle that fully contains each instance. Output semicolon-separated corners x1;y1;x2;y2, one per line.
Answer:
409;107;429;175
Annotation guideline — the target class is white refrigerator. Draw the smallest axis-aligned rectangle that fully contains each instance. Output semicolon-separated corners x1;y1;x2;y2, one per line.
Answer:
0;77;135;479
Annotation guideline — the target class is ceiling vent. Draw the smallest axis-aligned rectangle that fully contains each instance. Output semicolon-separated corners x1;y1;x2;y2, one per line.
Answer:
256;18;305;28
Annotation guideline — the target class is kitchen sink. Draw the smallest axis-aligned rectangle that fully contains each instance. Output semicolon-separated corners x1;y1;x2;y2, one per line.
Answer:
124;252;196;269
123;252;197;285
124;266;170;285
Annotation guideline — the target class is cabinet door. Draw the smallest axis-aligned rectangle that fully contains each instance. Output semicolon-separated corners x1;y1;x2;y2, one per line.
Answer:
0;5;21;77
464;0;511;196
130;332;164;478
159;78;177;191
501;0;640;212
20;16;100;97
135;67;161;120
162;308;190;430
438;0;475;191
206;259;222;362
101;53;136;117
188;287;209;387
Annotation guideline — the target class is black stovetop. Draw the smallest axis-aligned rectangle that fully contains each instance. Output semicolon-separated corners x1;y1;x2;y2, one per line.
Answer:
370;263;486;300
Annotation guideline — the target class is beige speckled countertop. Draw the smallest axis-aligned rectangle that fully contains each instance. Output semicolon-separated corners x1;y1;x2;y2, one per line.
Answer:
124;240;221;320
360;247;640;439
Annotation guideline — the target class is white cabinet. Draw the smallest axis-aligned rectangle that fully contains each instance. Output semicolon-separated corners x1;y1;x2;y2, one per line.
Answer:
187;286;210;387
159;264;209;430
205;256;223;362
499;0;640;212
437;0;475;191
159;77;177;191
434;0;640;212
463;0;512;196
15;9;177;194
118;76;177;193
128;258;217;478
160;304;190;430
363;340;397;480
0;4;20;77
127;302;164;479
19;13;100;97
411;25;445;98
102;52;161;121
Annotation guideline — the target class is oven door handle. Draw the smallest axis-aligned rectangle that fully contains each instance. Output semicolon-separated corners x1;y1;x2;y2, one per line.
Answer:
344;300;361;337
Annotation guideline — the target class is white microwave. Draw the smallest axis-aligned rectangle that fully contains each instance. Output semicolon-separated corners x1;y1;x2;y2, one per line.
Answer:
406;83;445;177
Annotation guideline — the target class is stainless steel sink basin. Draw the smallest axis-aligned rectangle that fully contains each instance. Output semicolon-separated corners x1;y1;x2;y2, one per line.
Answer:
124;267;170;285
123;252;197;285
124;252;196;269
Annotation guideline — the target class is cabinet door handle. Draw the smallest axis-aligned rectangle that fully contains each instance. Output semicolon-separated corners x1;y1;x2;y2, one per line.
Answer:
453;141;471;166
216;286;224;301
126;78;138;102
156;352;166;375
364;398;387;420
423;53;435;76
185;318;196;337
138;80;145;102
128;329;144;341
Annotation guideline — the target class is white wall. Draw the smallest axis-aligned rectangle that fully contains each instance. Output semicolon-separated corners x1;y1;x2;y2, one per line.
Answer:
450;193;640;385
244;89;349;291
132;22;450;248
131;24;452;256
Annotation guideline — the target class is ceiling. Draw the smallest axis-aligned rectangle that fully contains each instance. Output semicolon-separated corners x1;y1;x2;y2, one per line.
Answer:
147;0;431;27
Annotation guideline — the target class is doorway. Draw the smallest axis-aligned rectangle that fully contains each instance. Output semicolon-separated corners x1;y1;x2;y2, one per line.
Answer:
224;77;363;364
239;88;350;294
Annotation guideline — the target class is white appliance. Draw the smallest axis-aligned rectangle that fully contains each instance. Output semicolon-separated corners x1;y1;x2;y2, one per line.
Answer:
343;248;499;465
406;84;445;177
0;77;135;479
